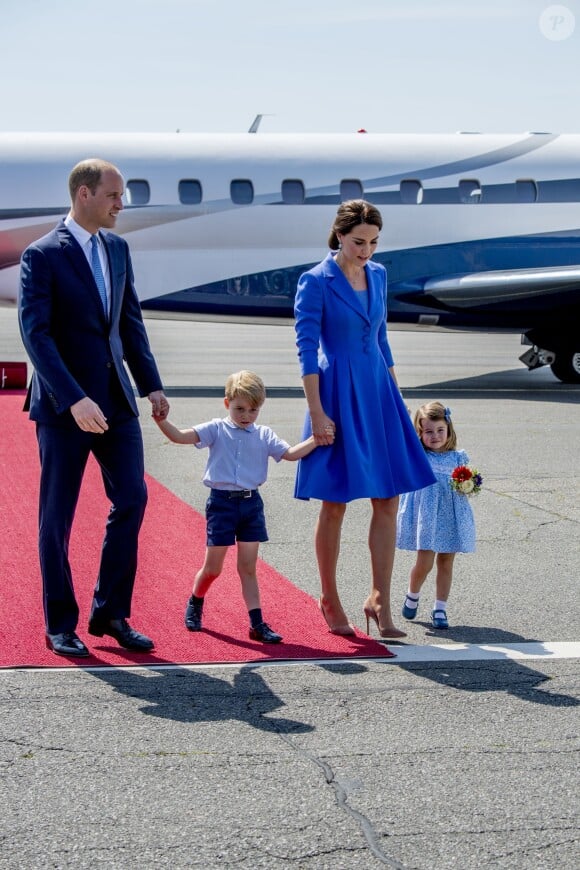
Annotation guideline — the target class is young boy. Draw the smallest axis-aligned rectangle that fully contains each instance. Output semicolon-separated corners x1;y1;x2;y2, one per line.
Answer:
154;370;330;643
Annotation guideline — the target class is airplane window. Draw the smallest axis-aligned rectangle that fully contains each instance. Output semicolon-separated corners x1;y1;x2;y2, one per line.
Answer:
230;179;254;205
479;183;524;203
179;179;202;204
459;179;481;203
536;179;580;201
281;179;305;204
126;179;150;206
515;180;538;203
340;179;363;200
400;180;423;204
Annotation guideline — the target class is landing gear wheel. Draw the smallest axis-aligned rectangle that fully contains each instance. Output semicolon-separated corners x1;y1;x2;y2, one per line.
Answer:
550;351;580;383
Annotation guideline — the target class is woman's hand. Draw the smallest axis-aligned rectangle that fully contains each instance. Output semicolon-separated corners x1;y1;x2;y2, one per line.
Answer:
311;410;336;445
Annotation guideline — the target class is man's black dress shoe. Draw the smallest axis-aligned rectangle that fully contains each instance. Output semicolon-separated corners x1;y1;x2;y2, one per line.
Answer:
88;618;154;651
46;632;89;657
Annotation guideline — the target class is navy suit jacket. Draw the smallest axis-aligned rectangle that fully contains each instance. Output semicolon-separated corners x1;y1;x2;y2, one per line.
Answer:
19;220;163;424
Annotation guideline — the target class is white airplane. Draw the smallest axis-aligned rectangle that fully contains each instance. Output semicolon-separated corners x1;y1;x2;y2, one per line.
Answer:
1;131;579;382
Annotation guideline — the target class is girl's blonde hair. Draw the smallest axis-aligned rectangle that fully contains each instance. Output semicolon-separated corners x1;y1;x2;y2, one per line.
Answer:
413;401;457;451
224;370;266;408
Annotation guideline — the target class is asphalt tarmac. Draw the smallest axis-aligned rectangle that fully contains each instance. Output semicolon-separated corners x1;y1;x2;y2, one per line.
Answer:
1;308;578;869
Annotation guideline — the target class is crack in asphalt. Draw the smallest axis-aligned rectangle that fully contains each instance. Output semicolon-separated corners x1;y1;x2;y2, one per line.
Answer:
253;704;406;869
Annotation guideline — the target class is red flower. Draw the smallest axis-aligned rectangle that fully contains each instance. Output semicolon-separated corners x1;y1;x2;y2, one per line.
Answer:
451;465;472;482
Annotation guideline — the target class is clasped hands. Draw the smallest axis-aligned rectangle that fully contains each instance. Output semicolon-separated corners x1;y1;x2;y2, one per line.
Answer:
311;410;336;446
149;390;170;421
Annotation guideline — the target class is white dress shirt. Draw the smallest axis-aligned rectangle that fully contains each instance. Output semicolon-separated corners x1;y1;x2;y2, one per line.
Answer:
64;214;111;310
194;417;290;491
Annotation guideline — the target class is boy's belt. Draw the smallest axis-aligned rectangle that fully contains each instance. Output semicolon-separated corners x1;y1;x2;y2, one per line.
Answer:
212;489;257;499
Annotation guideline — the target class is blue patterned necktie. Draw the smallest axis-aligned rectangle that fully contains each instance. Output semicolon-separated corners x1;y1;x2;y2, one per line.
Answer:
90;235;108;317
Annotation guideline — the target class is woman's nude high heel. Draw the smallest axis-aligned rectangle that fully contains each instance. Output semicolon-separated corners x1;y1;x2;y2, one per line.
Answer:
318;599;356;636
363;602;407;639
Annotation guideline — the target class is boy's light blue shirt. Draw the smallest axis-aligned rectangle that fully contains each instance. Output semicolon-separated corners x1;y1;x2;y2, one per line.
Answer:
194;417;290;491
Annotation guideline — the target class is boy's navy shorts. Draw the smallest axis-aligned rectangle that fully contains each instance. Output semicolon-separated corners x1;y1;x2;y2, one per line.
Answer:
206;489;268;547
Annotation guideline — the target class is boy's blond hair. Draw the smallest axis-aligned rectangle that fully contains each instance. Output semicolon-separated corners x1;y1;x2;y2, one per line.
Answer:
413;401;457;451
224;370;266;408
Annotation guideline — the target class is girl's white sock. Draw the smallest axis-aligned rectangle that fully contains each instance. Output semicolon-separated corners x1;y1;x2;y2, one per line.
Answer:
434;598;447;613
405;591;419;610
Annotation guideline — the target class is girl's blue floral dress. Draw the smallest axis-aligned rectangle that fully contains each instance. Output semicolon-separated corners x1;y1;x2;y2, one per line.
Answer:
396;449;476;553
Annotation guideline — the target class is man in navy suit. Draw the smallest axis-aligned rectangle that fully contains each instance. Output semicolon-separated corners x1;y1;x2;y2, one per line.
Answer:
19;158;170;657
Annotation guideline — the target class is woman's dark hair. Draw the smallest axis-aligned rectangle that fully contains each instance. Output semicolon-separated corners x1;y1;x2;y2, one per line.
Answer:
328;199;383;250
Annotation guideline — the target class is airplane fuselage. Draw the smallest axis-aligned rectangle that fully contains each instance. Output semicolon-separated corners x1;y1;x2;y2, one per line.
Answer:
1;131;579;380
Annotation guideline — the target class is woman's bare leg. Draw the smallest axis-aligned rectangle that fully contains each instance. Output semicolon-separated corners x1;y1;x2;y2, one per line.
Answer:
364;496;406;636
315;500;351;630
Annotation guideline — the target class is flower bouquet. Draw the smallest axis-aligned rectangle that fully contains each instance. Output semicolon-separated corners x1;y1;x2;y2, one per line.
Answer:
450;465;482;495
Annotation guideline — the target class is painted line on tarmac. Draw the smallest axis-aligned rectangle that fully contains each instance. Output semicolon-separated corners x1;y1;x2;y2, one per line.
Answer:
2;641;579;674
381;640;580;663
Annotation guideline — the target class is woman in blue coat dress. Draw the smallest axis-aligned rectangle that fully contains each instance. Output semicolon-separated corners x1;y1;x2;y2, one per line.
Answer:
294;200;435;639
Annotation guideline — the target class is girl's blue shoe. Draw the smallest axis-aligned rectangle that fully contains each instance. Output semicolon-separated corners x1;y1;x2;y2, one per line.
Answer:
431;609;449;629
402;595;418;620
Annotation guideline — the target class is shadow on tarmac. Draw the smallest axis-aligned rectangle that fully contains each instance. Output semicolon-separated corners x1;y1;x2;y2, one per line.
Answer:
404;369;580;401
161;370;580;402
85;635;577;740
86;664;316;733
394;624;579;707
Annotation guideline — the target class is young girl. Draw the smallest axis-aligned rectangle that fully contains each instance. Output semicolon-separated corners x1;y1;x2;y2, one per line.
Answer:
396;402;477;629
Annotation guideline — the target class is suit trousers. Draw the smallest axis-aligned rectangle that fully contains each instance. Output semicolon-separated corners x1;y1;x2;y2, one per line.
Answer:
36;416;148;634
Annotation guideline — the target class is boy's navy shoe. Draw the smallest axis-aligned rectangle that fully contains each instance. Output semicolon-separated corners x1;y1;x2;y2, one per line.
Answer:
249;622;283;643
431;609;449;629
185;596;203;631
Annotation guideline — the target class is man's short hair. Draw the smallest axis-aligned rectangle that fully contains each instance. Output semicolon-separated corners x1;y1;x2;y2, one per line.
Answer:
68;158;120;201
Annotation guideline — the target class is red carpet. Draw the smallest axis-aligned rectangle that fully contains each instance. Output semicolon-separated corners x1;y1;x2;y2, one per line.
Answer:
0;394;390;668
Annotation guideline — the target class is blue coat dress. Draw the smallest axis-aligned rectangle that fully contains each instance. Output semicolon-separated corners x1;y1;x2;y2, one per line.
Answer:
294;253;436;502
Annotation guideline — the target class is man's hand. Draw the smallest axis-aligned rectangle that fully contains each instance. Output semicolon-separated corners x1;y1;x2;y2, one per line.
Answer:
149;390;170;420
70;397;108;433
